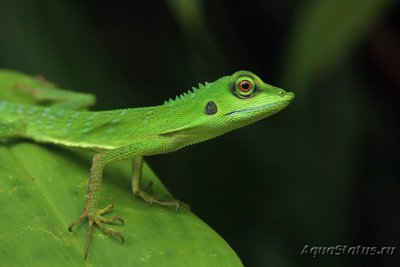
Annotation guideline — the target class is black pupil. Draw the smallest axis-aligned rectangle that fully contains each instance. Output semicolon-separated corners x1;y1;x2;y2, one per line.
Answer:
241;81;250;90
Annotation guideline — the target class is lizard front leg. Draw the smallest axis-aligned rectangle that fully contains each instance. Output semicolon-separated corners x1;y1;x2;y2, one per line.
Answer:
68;145;139;259
131;156;190;212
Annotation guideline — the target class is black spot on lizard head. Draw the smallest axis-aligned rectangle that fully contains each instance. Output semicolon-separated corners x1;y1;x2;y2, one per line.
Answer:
205;101;217;115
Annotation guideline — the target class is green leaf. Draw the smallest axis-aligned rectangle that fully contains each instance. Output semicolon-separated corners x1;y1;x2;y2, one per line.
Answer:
0;70;243;266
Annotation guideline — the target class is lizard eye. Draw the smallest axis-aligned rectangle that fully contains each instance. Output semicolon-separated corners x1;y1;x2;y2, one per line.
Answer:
239;80;252;92
234;77;256;98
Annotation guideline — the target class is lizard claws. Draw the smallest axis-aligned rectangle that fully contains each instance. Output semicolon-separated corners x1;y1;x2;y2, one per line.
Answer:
68;205;124;259
136;190;191;212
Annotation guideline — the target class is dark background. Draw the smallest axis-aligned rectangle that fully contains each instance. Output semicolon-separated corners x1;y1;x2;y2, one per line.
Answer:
1;0;399;266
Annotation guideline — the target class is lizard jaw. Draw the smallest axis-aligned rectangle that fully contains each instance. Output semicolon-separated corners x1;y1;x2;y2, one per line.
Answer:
225;100;291;116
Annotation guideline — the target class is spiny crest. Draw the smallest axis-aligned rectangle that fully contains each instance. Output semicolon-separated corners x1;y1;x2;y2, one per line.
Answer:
163;81;210;105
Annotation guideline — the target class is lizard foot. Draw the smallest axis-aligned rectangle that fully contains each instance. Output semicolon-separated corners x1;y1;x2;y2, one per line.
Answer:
14;83;43;99
68;204;124;259
134;190;190;213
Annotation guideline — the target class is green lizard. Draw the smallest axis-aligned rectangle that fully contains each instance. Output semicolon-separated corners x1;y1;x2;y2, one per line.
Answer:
0;70;294;258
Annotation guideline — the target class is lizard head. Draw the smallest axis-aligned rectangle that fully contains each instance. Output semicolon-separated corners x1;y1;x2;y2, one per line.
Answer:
158;70;294;144
201;70;294;130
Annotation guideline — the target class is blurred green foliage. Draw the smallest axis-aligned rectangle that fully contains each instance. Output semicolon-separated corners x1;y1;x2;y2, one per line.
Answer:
0;0;399;266
283;0;395;92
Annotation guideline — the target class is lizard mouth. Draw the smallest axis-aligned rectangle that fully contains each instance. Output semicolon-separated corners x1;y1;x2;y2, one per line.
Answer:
225;100;290;116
